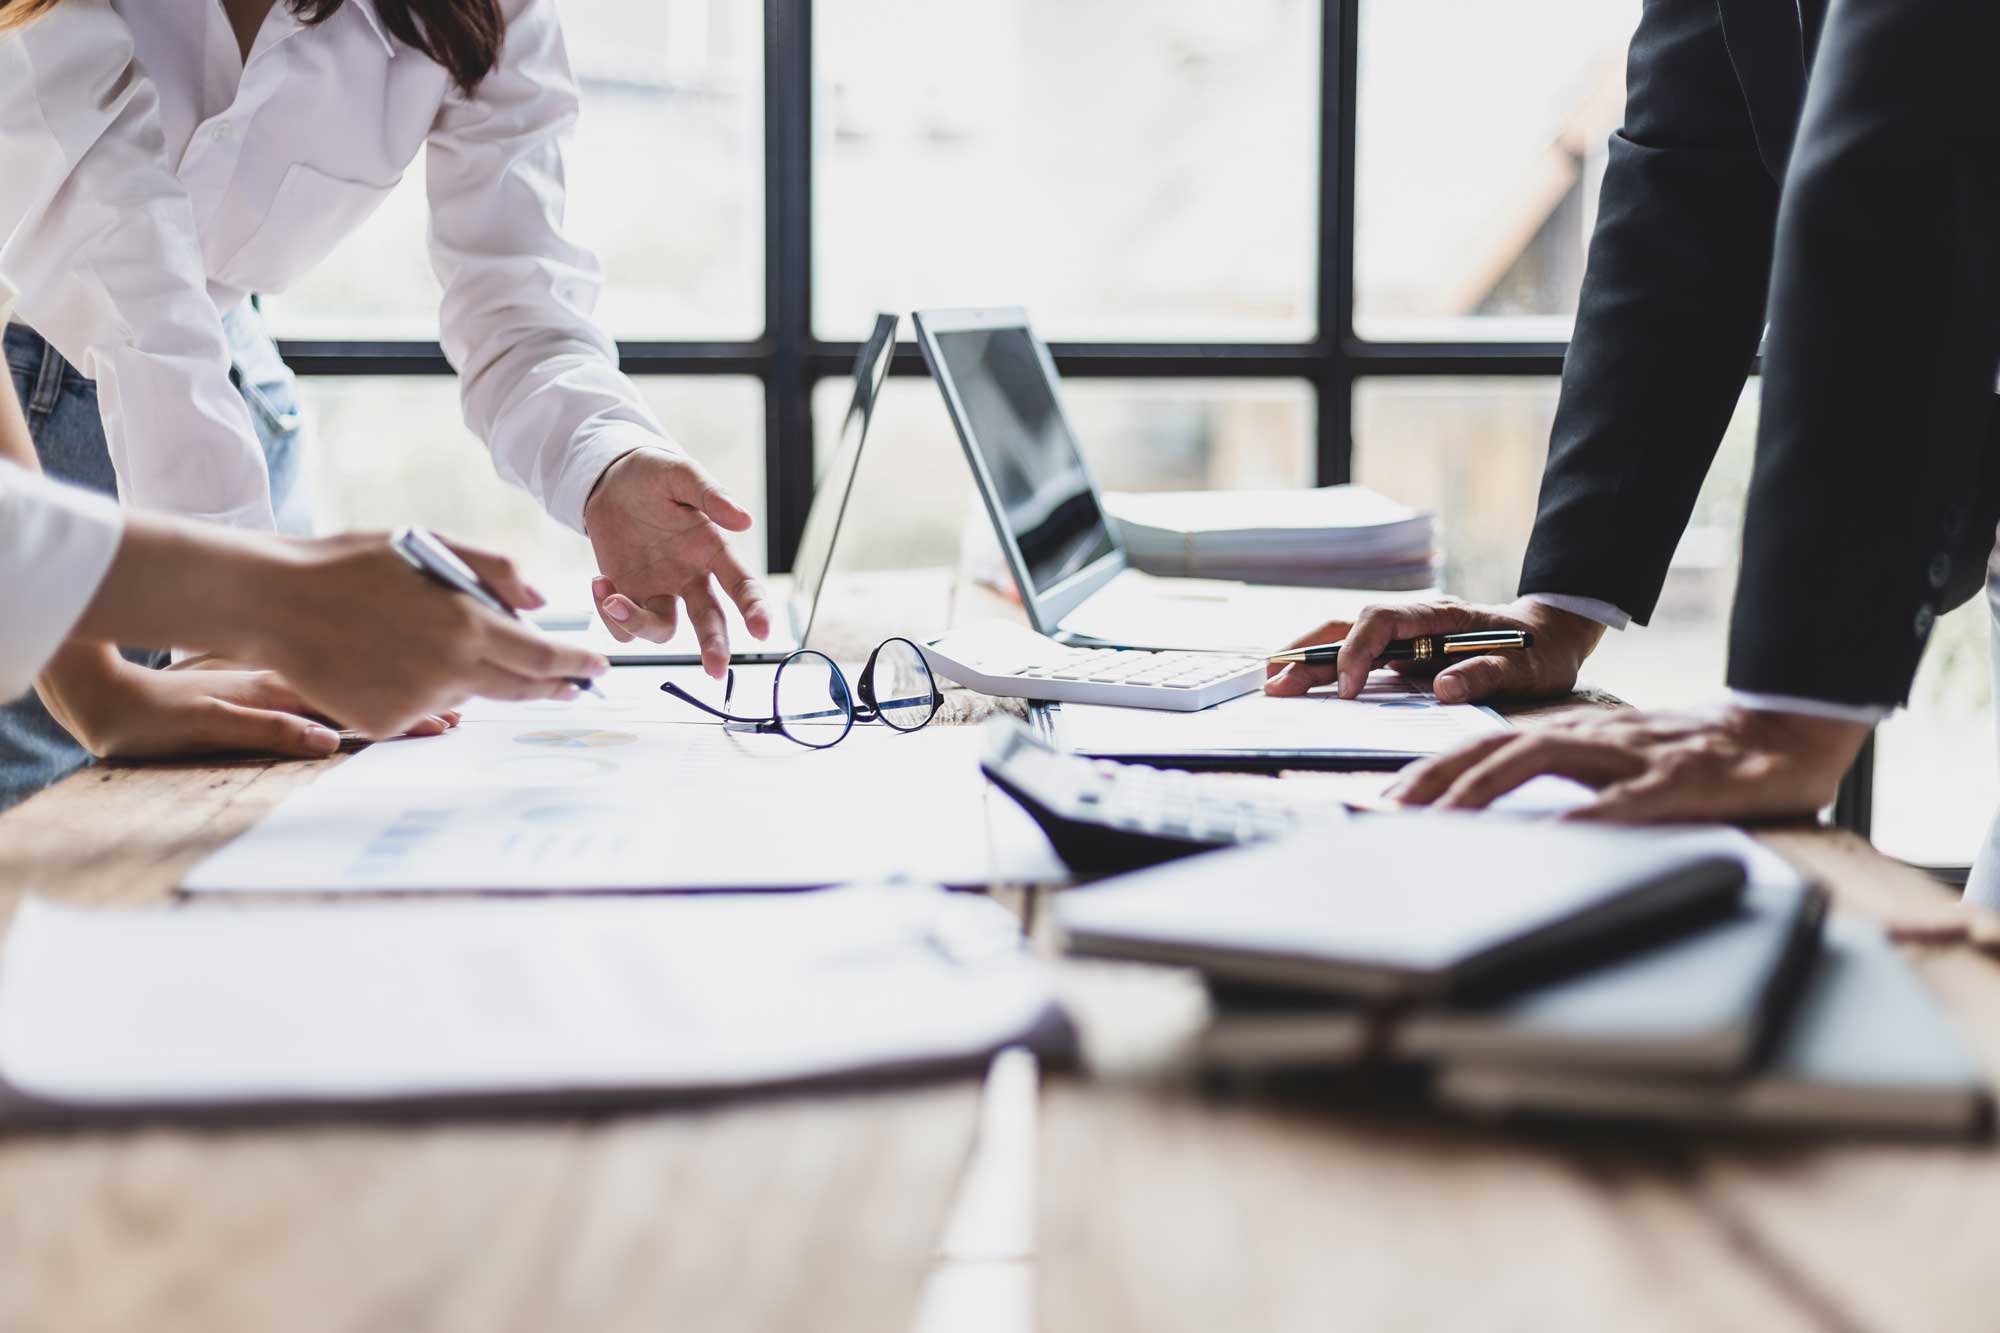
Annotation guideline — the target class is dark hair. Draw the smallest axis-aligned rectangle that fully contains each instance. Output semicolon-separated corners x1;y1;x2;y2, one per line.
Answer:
294;0;507;93
1;0;507;94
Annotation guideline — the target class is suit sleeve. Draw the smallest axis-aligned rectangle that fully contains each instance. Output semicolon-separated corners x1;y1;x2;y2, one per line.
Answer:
1726;0;2000;707
1516;0;1779;621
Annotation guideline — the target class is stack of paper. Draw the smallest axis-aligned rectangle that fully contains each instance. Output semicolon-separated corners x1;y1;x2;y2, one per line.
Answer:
1105;485;1437;589
0;887;1070;1122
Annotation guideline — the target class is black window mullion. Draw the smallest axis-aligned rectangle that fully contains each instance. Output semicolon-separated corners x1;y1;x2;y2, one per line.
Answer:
1317;0;1358;487
764;0;815;574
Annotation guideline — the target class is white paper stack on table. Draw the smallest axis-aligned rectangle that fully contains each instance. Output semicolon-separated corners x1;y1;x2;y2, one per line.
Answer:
1104;485;1438;590
0;886;1071;1124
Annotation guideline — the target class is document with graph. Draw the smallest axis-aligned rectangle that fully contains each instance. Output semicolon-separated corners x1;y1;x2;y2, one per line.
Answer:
183;720;1040;893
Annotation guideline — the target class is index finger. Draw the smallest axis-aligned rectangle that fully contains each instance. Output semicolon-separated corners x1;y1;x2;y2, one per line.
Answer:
709;545;774;641
1333;601;1505;699
1268;618;1353;679
479;619;610;683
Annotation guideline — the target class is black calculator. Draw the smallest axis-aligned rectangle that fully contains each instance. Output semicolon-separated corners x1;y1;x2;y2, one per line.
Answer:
980;718;1345;875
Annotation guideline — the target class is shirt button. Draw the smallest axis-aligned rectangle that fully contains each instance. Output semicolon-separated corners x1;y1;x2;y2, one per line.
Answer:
1915;605;1937;638
1930;553;1952;589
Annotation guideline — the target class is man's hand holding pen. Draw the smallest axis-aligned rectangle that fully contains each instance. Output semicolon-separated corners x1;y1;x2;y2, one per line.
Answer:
1264;596;1870;823
1264;597;1604;703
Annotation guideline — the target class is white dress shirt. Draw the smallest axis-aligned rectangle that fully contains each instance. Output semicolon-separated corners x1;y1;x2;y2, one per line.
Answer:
0;457;125;700
0;0;666;534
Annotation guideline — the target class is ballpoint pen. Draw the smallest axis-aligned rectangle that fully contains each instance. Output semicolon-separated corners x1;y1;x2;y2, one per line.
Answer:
1266;629;1534;666
390;527;606;697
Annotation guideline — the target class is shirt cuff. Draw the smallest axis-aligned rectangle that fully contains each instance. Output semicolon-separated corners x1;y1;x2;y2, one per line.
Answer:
1521;592;1632;631
1726;689;1891;726
556;429;663;536
0;461;124;699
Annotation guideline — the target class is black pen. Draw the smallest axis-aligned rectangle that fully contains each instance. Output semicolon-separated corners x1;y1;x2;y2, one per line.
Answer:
1267;630;1534;666
390;527;605;696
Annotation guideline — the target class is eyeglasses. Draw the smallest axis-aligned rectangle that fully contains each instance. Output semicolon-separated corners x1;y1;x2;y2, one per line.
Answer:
659;637;944;749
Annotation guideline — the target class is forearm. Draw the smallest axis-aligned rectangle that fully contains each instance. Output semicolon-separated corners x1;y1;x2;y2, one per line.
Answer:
70;512;294;662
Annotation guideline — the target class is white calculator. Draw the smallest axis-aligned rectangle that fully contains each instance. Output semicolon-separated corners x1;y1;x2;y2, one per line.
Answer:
919;622;1265;711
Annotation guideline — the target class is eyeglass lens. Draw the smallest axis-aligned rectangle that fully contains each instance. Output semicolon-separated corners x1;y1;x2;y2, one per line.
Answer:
773;650;854;749
865;638;939;732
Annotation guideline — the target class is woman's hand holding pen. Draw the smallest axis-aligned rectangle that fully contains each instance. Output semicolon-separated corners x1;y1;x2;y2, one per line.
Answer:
76;522;610;743
242;533;610;738
1264;597;1604;703
582;447;775;679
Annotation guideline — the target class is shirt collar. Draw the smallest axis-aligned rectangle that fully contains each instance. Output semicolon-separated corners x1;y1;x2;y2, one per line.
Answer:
349;0;398;60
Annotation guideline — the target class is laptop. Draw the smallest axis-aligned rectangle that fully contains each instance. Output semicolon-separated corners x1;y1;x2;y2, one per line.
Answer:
557;313;898;665
912;307;1383;654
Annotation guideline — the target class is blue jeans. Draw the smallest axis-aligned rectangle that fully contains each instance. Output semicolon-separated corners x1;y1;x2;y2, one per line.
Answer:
0;303;308;810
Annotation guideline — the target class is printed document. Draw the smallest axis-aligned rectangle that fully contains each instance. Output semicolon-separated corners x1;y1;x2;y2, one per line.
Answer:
184;720;1043;893
0;889;1064;1110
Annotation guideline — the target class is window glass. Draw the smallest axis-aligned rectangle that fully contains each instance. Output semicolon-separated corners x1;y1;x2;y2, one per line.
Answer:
812;376;1313;573
1875;600;1997;871
264;1;763;340
1351;377;1756;711
815;0;1320;341
1355;0;1642;341
1354;376;2000;867
297;377;765;615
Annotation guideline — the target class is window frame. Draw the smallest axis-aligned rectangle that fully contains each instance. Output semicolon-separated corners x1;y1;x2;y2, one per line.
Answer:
276;0;1885;845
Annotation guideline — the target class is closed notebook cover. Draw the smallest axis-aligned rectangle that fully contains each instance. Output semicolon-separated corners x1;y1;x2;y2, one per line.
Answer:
1394;832;1827;1075
1439;916;1995;1138
1054;817;1746;1002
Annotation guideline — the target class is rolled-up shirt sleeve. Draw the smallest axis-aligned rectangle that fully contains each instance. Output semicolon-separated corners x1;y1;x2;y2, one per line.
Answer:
425;0;675;535
0;2;273;530
0;460;125;700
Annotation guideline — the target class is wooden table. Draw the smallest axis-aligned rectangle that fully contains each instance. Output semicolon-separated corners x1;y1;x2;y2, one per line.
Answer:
3;575;1998;1332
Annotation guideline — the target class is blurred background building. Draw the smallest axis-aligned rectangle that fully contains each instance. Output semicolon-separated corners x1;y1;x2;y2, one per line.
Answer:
258;0;1993;871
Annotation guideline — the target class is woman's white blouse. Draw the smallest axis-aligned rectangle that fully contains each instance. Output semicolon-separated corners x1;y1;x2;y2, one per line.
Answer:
0;0;669;534
0;456;124;700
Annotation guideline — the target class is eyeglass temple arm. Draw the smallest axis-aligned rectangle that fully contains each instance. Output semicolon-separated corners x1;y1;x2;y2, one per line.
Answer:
659;681;772;727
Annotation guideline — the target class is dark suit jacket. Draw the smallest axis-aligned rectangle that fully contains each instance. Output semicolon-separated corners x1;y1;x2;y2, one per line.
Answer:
1517;0;2000;707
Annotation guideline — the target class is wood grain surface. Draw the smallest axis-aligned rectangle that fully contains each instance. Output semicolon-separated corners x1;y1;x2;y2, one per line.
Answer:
5;573;1998;1332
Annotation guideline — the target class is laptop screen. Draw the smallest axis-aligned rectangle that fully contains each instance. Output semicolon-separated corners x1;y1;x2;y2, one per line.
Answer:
927;325;1118;595
788;313;898;641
